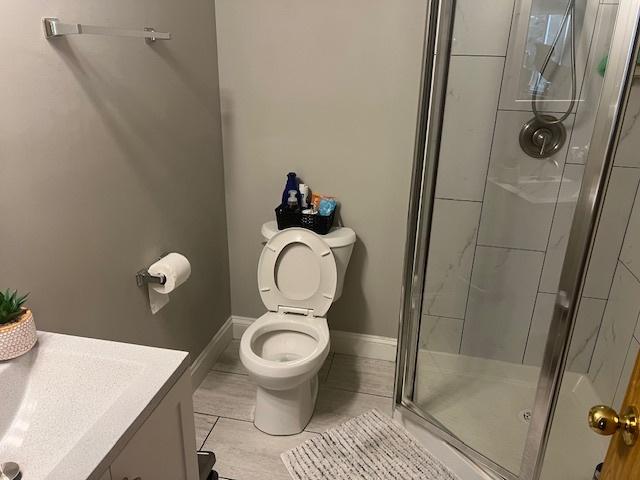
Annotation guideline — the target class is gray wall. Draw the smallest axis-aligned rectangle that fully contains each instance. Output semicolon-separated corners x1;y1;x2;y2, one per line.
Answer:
0;0;230;359
215;0;427;338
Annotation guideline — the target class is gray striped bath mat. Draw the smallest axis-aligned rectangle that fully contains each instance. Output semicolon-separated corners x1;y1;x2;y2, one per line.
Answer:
281;409;459;479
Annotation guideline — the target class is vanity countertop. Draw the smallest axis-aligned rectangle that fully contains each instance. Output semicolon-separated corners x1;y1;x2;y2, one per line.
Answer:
0;331;190;480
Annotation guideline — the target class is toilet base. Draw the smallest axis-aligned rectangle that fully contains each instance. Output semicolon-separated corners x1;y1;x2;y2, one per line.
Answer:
254;375;319;435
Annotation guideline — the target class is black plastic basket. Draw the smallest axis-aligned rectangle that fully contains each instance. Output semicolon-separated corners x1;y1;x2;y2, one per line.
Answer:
301;210;334;235
275;205;335;235
275;206;301;230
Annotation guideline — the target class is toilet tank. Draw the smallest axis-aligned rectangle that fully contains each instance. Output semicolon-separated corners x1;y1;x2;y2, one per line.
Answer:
261;221;356;301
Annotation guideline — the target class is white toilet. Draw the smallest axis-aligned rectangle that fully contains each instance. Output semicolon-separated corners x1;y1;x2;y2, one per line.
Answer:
239;221;356;435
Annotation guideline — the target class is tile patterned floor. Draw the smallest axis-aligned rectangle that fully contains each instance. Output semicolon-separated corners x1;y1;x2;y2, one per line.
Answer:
193;340;395;480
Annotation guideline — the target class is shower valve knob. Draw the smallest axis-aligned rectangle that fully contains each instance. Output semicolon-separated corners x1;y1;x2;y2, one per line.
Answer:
534;129;551;155
519;115;566;160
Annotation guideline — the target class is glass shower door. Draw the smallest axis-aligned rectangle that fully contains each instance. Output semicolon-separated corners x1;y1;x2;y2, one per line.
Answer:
395;0;640;479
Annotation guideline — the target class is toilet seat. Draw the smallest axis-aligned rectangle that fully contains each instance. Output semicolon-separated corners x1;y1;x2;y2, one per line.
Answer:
257;228;337;317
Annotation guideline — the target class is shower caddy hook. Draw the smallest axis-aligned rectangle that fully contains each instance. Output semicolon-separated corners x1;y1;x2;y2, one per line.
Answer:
42;17;171;44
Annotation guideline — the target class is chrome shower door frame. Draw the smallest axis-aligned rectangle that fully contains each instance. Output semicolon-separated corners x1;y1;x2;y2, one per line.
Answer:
394;0;640;479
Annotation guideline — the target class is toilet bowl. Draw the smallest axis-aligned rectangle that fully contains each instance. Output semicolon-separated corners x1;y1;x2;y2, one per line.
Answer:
240;313;329;435
240;226;355;435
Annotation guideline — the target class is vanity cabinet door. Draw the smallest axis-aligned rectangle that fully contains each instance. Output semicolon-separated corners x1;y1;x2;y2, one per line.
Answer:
109;371;198;480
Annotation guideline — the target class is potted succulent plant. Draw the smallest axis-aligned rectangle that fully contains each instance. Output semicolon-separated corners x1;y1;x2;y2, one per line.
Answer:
0;289;37;361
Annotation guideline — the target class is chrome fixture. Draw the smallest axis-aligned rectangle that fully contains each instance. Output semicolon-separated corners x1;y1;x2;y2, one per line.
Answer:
520;0;575;159
135;269;166;288
519;115;567;159
0;462;21;480
43;18;171;44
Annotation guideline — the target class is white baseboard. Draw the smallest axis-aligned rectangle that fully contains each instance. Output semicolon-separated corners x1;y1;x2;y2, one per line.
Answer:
231;315;255;339
330;330;397;361
190;316;233;390
230;315;397;362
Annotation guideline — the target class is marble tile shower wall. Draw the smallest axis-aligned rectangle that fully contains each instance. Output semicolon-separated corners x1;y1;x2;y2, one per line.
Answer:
421;0;634;373
588;80;640;406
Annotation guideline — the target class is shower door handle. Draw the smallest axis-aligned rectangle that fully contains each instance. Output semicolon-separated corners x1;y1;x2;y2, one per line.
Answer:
588;405;639;446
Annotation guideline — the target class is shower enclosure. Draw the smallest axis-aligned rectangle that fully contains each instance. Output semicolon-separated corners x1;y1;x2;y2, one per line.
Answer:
395;0;640;478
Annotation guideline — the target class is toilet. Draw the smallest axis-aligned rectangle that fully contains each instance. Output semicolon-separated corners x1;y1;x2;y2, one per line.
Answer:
239;221;356;435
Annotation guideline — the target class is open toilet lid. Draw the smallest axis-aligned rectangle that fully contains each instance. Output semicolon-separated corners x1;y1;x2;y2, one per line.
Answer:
258;228;337;317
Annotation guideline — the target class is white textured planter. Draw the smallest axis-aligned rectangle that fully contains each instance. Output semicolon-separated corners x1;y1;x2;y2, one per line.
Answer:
0;309;37;361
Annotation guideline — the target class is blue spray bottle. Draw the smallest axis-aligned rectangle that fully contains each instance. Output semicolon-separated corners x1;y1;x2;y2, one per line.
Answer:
281;172;302;209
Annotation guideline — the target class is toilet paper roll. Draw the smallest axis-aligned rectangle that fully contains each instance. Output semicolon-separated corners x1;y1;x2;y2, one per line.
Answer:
147;253;191;314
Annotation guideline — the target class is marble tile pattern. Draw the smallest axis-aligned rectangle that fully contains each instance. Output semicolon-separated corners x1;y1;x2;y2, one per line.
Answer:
621;187;640;280
539;164;584;293
194;341;396;480
436;0;636;374
477;110;570;251
583;167;640;298
613;338;640;410
615;82;640;168
422;199;481;319
589;262;640;404
419;315;463;354
423;0;618;371
461;246;544;362
435;56;504;202
413;0;638;381
524;294;605;373
565;298;607;373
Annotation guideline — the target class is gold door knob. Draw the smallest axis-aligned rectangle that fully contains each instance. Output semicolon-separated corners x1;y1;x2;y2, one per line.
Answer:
588;405;639;446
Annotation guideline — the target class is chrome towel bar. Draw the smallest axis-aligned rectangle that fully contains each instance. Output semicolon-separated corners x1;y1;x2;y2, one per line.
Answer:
43;17;171;43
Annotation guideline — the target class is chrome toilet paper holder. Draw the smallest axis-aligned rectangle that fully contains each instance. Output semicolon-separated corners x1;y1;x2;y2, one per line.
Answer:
136;269;167;287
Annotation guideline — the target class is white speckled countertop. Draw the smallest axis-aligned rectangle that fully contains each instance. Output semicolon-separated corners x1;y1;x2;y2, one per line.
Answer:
0;331;190;480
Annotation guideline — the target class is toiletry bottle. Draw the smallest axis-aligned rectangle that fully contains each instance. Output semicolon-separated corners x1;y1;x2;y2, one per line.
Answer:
299;184;309;209
282;172;300;207
286;190;299;212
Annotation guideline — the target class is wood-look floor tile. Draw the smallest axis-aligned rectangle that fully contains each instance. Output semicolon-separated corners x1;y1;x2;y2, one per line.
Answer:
193;371;256;421
213;340;247;375
305;386;393;433
203;418;317;480
194;413;218;449
325;353;395;397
